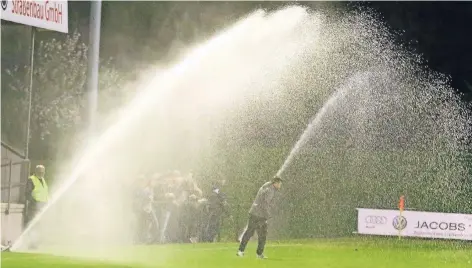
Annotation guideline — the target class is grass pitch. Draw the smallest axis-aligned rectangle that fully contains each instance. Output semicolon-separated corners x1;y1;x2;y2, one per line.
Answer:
2;237;471;268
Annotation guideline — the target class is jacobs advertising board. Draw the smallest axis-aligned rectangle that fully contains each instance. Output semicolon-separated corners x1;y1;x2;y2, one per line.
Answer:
357;208;472;241
1;0;68;33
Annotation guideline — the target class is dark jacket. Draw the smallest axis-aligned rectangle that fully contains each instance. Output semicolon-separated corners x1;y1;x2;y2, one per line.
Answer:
208;187;228;216
248;181;277;219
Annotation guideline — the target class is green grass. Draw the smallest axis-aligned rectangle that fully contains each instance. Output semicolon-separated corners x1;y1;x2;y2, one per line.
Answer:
2;237;472;268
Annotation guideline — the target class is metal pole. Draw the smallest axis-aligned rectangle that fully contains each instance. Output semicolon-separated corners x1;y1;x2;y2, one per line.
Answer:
23;160;31;227
25;27;36;160
87;0;102;135
6;160;13;215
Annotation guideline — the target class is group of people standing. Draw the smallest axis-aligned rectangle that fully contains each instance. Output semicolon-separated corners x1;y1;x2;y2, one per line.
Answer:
132;171;230;244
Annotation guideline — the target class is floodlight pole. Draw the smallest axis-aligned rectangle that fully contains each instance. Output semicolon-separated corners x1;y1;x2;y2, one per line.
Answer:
25;27;36;160
87;0;102;136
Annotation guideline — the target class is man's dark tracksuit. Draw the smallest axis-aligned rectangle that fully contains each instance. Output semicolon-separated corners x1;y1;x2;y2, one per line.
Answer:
238;181;276;255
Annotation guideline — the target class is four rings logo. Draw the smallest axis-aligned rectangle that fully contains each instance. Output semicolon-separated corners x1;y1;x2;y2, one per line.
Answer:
365;216;387;225
1;0;7;11
392;216;408;230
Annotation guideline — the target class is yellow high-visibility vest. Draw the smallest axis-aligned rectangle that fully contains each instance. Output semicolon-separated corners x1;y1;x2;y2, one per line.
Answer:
29;175;49;202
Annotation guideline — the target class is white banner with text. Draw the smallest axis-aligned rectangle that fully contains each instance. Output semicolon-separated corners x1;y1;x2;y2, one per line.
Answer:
1;0;68;33
357;208;472;241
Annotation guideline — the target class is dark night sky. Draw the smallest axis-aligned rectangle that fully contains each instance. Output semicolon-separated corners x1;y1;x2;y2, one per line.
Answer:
365;1;472;101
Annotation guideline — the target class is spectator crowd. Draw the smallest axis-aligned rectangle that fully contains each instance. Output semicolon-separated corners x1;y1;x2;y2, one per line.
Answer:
132;171;230;244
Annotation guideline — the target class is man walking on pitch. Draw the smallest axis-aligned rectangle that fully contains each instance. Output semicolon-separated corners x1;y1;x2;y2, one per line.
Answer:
237;176;282;259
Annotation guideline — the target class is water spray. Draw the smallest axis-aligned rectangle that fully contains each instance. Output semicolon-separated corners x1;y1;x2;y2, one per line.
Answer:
276;72;372;177
11;6;312;252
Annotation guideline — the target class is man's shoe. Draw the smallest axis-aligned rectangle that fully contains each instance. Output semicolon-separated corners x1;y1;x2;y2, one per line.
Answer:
236;251;244;257
257;254;267;259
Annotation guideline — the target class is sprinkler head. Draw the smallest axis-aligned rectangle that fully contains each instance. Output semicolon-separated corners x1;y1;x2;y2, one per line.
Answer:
1;244;11;252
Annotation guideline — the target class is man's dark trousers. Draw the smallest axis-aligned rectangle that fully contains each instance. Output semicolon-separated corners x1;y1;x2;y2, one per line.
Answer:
238;214;268;255
204;212;222;242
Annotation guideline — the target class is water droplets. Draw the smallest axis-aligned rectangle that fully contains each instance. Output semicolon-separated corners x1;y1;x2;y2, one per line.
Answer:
13;5;472;252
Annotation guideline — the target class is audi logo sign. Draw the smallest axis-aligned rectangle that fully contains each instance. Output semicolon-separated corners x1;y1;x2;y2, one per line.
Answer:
365;216;387;225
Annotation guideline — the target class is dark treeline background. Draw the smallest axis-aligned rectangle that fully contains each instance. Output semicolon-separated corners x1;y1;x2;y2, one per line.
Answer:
2;1;472;162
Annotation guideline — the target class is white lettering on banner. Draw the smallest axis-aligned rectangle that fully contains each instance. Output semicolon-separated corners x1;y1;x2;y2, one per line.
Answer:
357;208;472;241
1;0;68;33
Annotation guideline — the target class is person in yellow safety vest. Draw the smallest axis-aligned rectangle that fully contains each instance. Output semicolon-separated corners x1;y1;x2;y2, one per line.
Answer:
26;165;49;222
